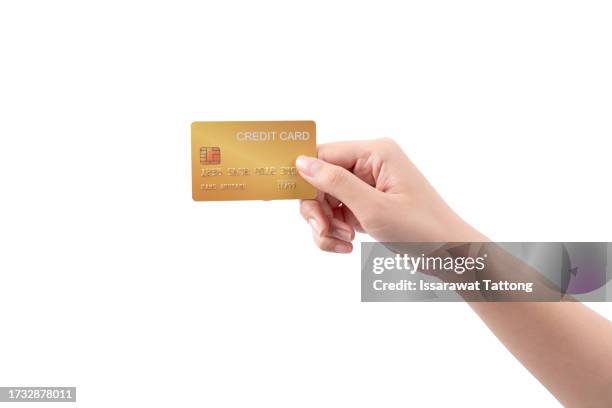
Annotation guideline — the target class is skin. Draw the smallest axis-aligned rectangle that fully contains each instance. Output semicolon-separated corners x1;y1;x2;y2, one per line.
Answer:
296;138;612;407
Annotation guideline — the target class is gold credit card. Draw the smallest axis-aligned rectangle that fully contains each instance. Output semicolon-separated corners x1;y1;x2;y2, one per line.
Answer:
191;121;317;201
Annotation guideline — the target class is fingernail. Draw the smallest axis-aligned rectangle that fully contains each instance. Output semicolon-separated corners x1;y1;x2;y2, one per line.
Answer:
296;156;320;177
330;228;352;242
308;218;322;235
334;244;352;253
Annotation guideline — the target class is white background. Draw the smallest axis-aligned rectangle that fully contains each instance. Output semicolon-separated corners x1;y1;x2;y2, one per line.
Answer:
1;1;611;407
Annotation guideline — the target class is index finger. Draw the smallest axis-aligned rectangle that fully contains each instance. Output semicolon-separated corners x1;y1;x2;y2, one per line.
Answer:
317;141;377;186
316;141;372;170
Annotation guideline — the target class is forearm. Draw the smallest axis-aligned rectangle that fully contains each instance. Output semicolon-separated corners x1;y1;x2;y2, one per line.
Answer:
446;221;612;405
469;301;612;406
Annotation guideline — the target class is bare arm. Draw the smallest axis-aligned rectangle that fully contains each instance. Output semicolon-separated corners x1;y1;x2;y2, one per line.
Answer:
296;138;612;406
470;301;612;406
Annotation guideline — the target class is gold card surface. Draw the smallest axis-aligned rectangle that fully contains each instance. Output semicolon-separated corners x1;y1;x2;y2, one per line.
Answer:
191;121;317;201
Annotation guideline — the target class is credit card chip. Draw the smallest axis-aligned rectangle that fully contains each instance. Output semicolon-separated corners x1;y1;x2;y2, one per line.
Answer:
200;147;221;165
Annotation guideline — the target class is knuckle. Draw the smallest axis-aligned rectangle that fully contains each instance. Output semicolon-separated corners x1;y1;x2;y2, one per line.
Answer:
311;231;331;251
315;237;327;250
299;201;313;218
372;137;402;160
322;166;345;187
377;137;397;148
319;237;336;252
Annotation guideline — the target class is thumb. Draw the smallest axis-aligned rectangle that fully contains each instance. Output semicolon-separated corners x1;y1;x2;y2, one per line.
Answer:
296;155;379;215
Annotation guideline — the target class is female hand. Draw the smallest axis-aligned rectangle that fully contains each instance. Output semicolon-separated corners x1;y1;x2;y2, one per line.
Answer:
296;138;485;253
